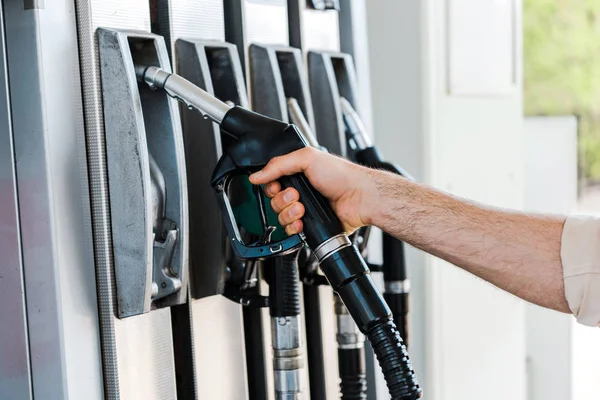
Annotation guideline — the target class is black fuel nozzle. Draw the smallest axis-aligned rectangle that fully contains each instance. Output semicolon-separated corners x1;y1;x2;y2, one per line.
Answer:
340;97;414;180
340;96;413;347
137;66;422;399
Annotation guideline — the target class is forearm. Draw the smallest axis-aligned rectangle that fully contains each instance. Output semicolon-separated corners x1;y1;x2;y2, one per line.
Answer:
367;171;569;312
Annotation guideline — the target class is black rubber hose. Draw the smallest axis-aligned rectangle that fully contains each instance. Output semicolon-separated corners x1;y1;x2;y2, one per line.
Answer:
383;292;409;346
268;252;301;317
321;247;422;399
338;347;367;399
367;319;420;400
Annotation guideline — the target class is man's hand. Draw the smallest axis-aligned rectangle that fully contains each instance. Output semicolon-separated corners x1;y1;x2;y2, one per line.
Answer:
251;146;571;314
249;147;377;235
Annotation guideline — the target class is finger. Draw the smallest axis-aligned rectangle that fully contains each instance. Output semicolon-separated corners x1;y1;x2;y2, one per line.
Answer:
264;181;281;198
270;188;299;213
285;220;303;236
249;147;318;185
278;202;305;227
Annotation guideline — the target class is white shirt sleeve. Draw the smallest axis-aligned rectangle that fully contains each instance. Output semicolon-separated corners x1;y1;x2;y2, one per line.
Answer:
561;215;600;327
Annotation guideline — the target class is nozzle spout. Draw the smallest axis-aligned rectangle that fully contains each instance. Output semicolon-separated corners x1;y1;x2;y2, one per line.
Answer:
135;65;232;124
340;97;372;150
287;98;320;149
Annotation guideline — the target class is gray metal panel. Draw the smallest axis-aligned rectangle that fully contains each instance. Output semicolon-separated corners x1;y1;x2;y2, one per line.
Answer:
307;51;346;156
4;0;105;398
98;29;190;315
0;2;32;398
97;28;154;317
191;296;248;399
248;44;316;129
158;0;225;55
300;7;340;52
4;7;66;398
174;38;249;400
243;0;289;46
288;0;339;52
74;1;177;398
173;39;246;299
115;309;177;400
248;45;288;119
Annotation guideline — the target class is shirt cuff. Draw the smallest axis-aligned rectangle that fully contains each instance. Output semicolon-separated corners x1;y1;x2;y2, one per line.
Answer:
561;214;600;327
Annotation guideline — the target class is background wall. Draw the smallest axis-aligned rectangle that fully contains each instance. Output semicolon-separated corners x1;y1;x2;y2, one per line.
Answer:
523;116;578;400
366;1;527;399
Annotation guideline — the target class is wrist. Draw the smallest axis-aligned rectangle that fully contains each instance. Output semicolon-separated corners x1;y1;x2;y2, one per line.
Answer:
361;168;390;227
362;169;412;231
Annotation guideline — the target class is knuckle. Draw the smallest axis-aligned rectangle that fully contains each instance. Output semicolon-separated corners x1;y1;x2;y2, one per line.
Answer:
300;147;316;160
265;182;280;198
270;195;283;213
292;202;305;218
285;225;295;236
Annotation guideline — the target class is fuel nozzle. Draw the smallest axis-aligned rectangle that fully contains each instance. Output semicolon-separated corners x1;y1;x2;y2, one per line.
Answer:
135;65;233;124
340;96;413;348
287;98;321;150
339;97;372;151
340;97;414;182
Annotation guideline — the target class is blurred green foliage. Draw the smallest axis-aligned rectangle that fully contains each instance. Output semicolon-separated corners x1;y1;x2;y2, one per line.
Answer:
523;0;600;179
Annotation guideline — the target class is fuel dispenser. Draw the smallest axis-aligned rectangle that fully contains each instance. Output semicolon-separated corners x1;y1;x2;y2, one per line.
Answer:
0;2;421;399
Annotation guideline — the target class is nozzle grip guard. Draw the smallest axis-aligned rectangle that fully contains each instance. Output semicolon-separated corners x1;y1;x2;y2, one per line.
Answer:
213;175;304;260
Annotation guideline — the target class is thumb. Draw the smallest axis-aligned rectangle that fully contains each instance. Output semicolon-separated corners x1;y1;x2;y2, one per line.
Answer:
249;148;316;185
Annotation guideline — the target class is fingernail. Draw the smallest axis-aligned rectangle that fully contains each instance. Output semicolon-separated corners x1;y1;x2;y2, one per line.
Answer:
284;191;296;203
290;204;301;217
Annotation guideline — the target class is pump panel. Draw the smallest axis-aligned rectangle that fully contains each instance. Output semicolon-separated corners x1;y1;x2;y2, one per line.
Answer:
175;39;249;299
98;28;189;318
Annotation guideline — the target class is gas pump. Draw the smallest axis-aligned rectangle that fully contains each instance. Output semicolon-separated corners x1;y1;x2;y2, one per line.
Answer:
0;2;420;399
135;57;422;399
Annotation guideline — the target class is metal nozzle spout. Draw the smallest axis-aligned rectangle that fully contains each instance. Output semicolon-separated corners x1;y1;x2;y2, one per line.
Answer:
287;97;321;149
134;64;233;124
339;97;373;150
